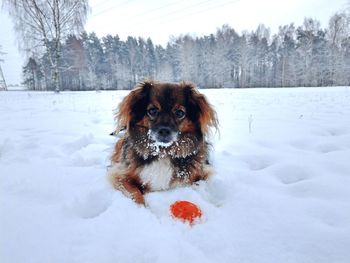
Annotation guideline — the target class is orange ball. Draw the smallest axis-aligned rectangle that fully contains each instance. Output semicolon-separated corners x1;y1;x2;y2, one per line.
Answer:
170;200;202;224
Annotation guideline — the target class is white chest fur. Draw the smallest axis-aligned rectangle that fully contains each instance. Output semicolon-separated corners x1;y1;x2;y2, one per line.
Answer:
139;158;173;191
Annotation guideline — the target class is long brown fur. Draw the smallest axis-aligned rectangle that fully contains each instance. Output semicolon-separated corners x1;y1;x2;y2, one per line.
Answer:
108;80;218;205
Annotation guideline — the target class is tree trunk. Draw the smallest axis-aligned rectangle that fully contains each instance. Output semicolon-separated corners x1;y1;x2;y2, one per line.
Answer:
53;49;60;92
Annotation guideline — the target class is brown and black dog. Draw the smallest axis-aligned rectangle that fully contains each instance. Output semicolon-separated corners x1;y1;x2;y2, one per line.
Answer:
108;80;218;205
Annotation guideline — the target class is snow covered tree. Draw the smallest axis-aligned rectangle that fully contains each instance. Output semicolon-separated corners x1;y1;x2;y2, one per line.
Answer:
253;24;270;87
166;40;182;82
277;24;297;87
215;25;240;88
145;38;156;78
2;0;89;92
176;35;198;83
238;33;250;88
23;57;44;90
82;32;108;90
268;36;280;87
296;18;320;86
102;34;119;89
61;35;87;90
327;12;350;85
154;44;173;82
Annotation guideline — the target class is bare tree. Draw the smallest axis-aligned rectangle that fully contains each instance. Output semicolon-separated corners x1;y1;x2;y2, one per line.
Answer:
2;0;89;92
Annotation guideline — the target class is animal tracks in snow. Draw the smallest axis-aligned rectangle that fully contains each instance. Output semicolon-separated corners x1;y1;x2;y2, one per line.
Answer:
290;138;349;154
64;187;114;219
62;134;95;154
240;154;275;171
269;163;310;185
317;127;349;137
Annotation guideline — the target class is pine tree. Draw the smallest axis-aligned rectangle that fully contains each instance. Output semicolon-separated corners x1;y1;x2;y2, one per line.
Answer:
23;57;43;90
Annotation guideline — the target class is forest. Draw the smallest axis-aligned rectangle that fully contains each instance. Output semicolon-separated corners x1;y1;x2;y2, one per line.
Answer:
23;13;350;90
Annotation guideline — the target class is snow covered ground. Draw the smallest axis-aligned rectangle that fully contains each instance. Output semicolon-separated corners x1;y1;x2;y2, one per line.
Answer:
1;87;350;263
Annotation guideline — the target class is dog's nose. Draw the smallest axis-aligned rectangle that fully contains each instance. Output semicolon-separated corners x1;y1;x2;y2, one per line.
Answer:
155;126;175;143
158;127;171;137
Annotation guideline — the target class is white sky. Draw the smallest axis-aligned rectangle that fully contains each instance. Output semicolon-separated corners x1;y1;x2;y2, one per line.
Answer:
0;0;348;85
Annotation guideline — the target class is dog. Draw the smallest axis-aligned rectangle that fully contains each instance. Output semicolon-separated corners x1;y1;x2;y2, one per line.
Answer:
108;80;218;205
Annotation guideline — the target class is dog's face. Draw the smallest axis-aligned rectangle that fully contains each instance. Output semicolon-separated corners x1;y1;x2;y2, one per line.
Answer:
146;100;184;146
116;81;217;158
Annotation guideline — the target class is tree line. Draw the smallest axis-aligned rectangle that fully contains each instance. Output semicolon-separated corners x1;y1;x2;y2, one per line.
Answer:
23;13;350;90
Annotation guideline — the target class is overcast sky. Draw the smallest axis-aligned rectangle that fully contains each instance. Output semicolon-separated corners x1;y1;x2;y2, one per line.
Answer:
0;0;348;85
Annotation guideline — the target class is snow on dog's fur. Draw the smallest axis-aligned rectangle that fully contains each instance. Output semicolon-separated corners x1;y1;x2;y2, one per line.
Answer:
108;80;218;205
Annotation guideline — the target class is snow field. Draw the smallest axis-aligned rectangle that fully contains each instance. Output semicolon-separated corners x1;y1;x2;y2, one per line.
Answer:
1;87;350;263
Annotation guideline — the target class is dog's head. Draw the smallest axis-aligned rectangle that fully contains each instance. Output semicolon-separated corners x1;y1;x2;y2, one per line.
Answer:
116;80;218;157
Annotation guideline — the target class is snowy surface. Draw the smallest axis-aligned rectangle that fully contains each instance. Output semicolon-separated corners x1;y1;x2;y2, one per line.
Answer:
1;87;350;263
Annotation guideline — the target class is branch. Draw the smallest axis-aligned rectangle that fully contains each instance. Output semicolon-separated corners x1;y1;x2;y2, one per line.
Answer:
60;1;79;26
29;0;55;39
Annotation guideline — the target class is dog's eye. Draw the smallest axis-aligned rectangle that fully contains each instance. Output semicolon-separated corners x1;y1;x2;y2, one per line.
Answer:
147;107;158;117
174;109;186;119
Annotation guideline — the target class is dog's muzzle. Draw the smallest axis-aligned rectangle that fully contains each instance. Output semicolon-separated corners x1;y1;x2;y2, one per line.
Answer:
151;125;177;145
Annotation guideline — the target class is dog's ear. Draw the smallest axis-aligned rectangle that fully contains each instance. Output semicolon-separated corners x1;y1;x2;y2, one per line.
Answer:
183;82;218;135
116;81;153;131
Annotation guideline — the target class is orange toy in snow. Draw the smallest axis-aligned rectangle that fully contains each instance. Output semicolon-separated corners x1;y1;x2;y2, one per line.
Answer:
170;201;202;224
